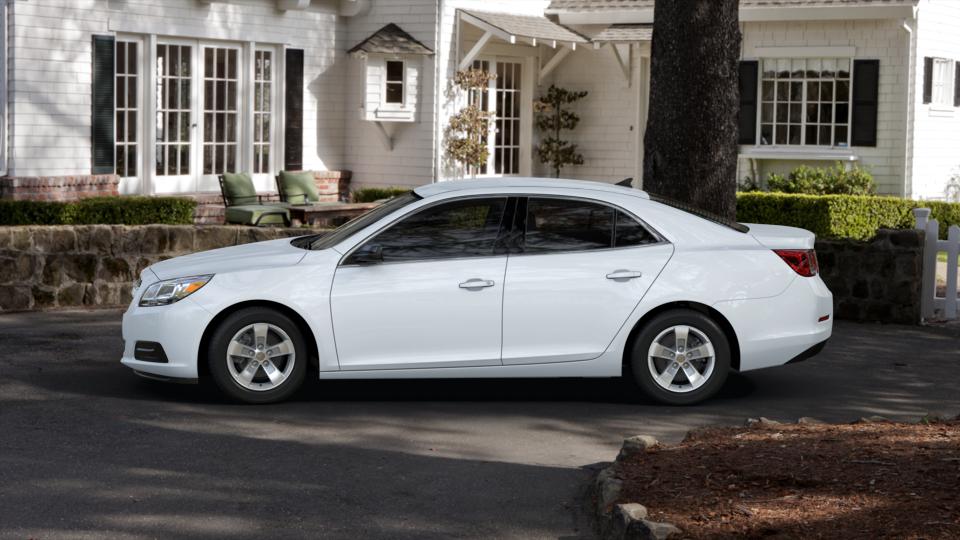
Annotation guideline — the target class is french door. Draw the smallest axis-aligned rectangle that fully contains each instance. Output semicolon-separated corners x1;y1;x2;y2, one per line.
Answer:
471;58;529;177
147;40;277;194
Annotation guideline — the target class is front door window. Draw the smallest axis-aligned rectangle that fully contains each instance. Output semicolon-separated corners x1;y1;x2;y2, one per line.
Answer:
202;46;240;179
155;44;192;181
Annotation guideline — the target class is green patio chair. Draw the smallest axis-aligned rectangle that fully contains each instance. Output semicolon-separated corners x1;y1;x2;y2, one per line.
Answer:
275;171;321;205
218;173;291;227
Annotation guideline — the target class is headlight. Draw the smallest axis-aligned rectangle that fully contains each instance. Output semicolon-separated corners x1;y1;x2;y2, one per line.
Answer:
139;275;213;307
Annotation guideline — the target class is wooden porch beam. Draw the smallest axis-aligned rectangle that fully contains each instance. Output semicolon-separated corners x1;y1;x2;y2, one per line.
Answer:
459;30;493;71
539;47;572;84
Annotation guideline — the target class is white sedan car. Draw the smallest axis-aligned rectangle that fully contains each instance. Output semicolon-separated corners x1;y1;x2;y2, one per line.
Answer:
121;178;832;405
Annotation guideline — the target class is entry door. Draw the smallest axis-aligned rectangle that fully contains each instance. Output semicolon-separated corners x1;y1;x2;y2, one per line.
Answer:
152;42;243;193
154;42;195;193
501;197;674;365
330;197;510;370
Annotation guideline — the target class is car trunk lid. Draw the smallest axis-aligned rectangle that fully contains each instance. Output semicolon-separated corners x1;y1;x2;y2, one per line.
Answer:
743;223;816;250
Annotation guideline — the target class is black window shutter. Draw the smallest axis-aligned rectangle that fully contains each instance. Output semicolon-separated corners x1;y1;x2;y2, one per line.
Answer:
954;61;960;107
738;61;759;145
91;35;116;175
284;48;305;171
922;57;933;104
851;60;879;147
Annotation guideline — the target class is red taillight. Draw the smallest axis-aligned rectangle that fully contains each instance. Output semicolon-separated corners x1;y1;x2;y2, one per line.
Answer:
774;249;819;277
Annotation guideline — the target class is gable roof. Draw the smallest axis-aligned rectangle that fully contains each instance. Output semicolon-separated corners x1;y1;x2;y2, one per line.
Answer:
591;24;652;43
546;0;916;12
348;23;433;56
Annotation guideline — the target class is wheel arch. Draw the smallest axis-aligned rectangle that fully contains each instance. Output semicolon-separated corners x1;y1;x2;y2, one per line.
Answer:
622;301;741;371
197;300;320;380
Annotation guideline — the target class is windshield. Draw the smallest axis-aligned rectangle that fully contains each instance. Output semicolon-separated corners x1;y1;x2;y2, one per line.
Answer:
290;193;421;250
648;194;750;233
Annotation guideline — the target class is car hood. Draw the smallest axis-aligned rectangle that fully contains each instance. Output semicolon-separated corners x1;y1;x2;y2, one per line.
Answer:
149;237;310;281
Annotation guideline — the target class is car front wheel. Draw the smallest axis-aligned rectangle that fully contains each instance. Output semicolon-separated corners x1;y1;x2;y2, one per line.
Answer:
207;307;307;404
629;309;730;405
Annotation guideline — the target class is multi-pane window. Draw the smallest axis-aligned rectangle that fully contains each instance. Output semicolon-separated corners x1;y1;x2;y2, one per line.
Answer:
760;58;851;147
385;60;404;104
155;44;192;176
932;58;956;107
203;47;239;175
253;50;273;174
470;60;491;176
115;41;138;178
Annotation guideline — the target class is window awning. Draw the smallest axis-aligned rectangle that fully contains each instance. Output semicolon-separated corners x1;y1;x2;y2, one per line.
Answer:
348;23;434;56
459;9;588;49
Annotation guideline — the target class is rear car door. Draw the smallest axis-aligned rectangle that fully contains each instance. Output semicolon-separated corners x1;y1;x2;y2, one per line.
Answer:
501;196;673;365
330;197;511;370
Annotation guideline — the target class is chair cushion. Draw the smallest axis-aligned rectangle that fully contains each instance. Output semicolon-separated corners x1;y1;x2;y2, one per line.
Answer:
278;171;319;204
222;172;258;206
224;205;290;226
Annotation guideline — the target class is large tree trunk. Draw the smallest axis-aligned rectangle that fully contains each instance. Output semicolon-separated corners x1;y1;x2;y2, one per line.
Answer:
642;0;742;220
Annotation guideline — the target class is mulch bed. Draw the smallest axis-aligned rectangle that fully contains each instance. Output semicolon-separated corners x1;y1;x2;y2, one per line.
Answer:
615;419;960;539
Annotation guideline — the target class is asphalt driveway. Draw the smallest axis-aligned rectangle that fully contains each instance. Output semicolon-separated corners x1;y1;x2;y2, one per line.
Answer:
1;309;958;539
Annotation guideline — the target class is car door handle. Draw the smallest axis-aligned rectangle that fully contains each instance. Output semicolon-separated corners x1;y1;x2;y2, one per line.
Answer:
459;279;495;289
606;270;643;280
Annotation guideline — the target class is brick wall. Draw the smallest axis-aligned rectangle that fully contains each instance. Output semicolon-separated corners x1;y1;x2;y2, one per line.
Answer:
0;174;120;201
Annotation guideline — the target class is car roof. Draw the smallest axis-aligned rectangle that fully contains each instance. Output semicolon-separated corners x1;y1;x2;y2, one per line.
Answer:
413;177;651;200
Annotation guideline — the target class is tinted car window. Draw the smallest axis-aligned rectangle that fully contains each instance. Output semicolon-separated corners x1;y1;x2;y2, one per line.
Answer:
615;211;659;247
524;198;614;253
356;197;507;262
299;192;420;250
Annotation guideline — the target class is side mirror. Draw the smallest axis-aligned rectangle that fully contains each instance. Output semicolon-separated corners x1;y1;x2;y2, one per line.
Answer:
350;244;383;265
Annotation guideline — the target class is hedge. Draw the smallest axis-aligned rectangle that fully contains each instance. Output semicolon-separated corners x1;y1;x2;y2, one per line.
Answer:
736;192;960;240
0;197;197;226
351;187;411;203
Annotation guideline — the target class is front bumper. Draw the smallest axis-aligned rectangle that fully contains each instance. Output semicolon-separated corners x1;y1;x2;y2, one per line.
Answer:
120;297;214;380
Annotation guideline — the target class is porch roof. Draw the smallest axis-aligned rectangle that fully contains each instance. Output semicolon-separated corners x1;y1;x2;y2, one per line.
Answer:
459;9;588;48
591;24;652;43
348;23;434;56
546;0;916;11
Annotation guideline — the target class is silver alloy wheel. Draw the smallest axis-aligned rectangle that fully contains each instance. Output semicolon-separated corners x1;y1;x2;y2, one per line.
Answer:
226;323;296;392
647;325;716;394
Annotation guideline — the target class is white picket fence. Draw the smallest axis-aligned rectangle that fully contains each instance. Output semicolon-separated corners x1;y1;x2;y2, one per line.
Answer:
914;208;960;320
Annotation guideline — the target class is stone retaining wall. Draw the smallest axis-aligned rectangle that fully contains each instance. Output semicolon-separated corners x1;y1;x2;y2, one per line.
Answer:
0;225;318;312
816;229;924;324
0;226;926;324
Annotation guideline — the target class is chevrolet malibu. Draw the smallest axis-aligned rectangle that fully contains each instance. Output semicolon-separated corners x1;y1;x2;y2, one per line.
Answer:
121;178;832;405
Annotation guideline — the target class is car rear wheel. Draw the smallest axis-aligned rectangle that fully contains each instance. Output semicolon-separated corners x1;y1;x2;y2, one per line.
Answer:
207;307;307;404
629;309;730;405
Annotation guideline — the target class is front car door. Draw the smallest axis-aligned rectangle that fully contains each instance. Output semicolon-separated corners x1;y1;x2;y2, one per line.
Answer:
330;197;512;370
501;196;673;365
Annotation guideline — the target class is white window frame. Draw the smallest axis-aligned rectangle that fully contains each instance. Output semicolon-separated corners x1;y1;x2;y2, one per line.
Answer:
755;57;854;149
931;57;955;109
119;34;282;194
115;38;144;182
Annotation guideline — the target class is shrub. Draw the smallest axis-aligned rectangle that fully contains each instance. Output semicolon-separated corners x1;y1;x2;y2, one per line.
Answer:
766;163;874;195
351;187;410;203
736;192;960;240
0;197;197;226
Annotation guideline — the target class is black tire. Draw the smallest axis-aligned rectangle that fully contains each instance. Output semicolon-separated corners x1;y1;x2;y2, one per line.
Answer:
629;309;730;405
207;307;307;404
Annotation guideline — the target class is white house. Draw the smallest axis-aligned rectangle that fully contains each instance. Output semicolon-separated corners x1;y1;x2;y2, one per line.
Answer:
0;0;958;202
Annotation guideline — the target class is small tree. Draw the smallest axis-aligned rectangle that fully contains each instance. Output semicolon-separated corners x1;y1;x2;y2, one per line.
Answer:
534;85;588;178
445;69;497;177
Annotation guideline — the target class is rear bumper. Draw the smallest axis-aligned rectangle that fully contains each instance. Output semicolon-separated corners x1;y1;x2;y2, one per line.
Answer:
713;275;833;372
786;339;828;365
